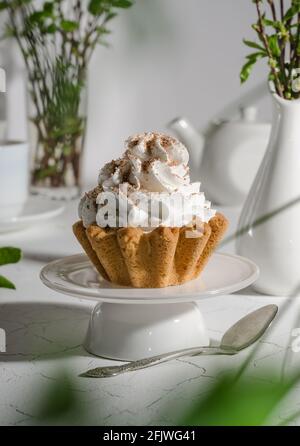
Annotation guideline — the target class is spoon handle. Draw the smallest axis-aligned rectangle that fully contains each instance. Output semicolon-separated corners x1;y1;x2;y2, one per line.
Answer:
81;346;236;378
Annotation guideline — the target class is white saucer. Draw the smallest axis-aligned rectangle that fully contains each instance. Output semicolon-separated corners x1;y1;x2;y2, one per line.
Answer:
40;252;259;304
40;252;259;360
0;197;65;233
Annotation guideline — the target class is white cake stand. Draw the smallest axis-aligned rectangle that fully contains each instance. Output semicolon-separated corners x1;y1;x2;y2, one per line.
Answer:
40;253;259;361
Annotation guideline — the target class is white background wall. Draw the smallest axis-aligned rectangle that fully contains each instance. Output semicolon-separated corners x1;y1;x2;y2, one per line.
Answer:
0;0;272;185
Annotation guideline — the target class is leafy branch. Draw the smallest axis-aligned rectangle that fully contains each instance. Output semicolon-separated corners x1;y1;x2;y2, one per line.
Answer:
0;247;22;290
241;0;300;99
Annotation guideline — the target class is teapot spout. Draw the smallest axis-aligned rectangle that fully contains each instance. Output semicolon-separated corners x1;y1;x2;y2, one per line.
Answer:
167;117;205;180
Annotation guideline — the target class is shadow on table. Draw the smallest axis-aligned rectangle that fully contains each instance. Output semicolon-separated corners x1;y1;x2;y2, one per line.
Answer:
0;301;93;362
23;251;79;263
23;251;65;263
234;284;300;297
233;285;260;296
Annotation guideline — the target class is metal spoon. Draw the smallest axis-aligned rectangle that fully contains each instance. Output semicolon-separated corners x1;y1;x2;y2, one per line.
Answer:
80;304;278;378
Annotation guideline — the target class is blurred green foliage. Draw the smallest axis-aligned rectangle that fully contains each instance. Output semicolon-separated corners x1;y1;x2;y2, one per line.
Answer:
37;372;85;424
181;371;300;426
0;247;21;289
26;367;300;426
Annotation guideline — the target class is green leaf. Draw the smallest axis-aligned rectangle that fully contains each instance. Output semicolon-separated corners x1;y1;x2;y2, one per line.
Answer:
35;165;57;180
46;24;57;34
240;60;256;83
0;1;9;11
112;0;133;8
62;145;72;156
240;52;265;83
261;18;285;33
28;11;46;25
246;51;266;61
243;39;266;52
268;35;281;58
0;247;22;266
283;7;294;21
284;3;300;22
104;11;117;22
88;0;104;15
96;25;111;35
0;275;16;290
262;18;278;28
43;2;54;15
60;20;79;32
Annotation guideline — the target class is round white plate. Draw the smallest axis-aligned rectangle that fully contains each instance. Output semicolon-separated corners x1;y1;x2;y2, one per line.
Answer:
40;252;259;304
0;196;65;233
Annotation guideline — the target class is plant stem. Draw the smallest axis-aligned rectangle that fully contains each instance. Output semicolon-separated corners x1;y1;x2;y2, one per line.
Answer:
267;0;277;21
280;0;285;20
255;0;284;97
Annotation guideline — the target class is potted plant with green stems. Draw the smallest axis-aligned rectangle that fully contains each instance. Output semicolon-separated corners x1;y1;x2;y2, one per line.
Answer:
236;0;300;296
0;0;133;199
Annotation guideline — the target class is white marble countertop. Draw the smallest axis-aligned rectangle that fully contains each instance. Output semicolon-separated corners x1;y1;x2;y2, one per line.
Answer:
0;199;300;426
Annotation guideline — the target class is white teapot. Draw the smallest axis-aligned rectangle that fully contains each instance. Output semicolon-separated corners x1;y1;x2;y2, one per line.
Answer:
168;107;270;206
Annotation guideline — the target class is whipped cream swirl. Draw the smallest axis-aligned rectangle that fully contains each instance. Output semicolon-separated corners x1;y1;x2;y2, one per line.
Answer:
79;133;215;228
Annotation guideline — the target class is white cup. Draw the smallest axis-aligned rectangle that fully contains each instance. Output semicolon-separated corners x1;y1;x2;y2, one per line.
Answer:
0;141;29;220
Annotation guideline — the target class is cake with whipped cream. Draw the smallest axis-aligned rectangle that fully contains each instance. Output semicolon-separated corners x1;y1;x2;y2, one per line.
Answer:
73;132;228;288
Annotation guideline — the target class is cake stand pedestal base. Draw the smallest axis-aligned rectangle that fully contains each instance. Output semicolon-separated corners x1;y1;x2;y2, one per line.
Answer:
40;253;259;361
84;301;209;361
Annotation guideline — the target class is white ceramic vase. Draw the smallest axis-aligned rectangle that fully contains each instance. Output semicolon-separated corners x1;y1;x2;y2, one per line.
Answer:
236;88;300;296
